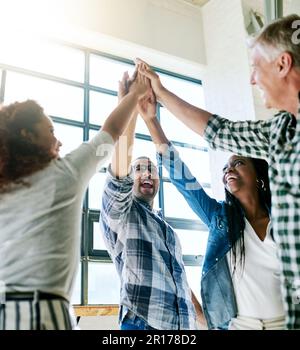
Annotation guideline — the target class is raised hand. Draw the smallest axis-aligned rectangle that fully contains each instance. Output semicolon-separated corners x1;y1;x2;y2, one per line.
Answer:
118;71;130;102
137;89;157;123
135;58;165;100
101;68;149;143
128;68;151;100
118;65;140;101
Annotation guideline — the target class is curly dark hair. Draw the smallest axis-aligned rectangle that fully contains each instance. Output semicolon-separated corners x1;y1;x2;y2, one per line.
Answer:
225;157;271;275
0;100;54;193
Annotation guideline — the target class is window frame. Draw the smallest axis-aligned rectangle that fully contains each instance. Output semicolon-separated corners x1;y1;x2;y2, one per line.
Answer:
0;42;209;306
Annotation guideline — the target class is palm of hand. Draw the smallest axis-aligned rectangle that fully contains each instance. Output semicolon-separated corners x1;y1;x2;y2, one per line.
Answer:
138;95;156;121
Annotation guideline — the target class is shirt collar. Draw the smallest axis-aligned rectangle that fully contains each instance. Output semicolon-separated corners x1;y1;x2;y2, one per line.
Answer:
135;197;162;217
135;197;153;211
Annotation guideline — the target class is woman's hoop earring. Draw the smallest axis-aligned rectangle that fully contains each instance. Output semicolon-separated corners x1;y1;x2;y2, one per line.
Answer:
257;179;266;191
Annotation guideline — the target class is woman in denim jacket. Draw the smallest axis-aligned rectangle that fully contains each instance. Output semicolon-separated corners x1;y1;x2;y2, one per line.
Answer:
138;92;285;330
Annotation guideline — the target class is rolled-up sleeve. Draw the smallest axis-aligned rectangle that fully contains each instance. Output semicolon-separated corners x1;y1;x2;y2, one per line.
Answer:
100;165;134;233
61;130;115;186
204;114;272;161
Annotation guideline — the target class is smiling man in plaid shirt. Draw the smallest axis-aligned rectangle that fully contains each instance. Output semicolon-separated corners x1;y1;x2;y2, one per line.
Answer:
99;72;203;330
138;14;300;329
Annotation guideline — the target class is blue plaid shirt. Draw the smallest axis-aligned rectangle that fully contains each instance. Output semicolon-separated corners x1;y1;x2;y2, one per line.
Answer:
203;94;300;329
100;166;197;330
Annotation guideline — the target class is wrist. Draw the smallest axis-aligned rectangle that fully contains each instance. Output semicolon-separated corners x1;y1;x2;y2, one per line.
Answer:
145;115;158;124
128;90;142;101
155;85;166;100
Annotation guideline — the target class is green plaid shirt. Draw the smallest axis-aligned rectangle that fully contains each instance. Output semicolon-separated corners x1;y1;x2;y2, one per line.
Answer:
203;95;300;329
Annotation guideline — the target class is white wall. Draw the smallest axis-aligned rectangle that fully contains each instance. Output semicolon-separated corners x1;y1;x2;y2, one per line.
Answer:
202;0;255;121
201;0;257;198
200;0;286;198
0;0;206;78
62;0;206;65
284;0;300;15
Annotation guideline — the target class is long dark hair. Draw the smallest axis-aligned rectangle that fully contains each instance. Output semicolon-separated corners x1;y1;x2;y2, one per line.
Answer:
225;157;271;275
0;100;53;193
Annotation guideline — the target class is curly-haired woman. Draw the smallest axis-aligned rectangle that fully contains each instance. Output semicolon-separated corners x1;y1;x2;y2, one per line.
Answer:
0;71;150;330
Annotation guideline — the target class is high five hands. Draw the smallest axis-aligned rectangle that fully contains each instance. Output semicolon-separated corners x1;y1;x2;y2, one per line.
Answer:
118;60;158;122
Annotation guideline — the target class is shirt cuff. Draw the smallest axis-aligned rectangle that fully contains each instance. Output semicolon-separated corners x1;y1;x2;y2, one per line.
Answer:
89;130;114;149
203;114;223;149
156;142;181;166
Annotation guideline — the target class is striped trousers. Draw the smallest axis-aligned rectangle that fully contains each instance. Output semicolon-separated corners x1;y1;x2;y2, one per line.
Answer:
0;299;76;330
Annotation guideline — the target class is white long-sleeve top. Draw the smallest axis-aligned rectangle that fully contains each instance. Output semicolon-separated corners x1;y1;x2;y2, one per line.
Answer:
0;130;114;301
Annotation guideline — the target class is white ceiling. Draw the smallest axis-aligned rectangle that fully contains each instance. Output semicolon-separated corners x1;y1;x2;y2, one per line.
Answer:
181;0;210;7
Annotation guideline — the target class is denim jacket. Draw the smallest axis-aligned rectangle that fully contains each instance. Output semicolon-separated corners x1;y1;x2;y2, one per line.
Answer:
158;144;242;329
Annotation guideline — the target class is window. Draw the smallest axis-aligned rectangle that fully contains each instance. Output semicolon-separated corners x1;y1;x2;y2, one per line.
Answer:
88;263;120;304
1;39;85;82
90;54;134;91
71;264;82;305
54;123;83;156
160;107;207;147
89;91;117;126
0;43;209;305
4;72;84;121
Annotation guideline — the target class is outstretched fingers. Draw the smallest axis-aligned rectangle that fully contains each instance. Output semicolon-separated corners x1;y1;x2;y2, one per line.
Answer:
118;71;129;101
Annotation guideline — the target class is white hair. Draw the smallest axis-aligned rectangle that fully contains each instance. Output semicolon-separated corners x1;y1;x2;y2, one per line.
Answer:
248;14;300;67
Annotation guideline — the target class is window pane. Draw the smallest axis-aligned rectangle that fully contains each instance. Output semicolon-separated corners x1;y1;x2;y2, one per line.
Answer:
185;265;202;300
89;91;117;126
89;172;107;210
153;194;160;211
88;262;120;304
179;147;210;184
160;107;207;147
53;123;83;157
163;182;199;220
90;55;134;90
175;229;208;256
0;39;84;82
70;264;81;305
136;116;150;136
89;92;149;135
163;146;210;184
132;138;157;164
94;222;107;251
4;72;84;121
159;73;205;108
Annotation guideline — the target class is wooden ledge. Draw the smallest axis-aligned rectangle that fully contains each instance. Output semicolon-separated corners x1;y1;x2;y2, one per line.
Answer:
73;305;119;317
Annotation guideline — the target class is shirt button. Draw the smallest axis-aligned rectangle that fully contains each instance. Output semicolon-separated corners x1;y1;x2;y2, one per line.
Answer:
276;204;282;209
215;258;218;262
285;144;293;151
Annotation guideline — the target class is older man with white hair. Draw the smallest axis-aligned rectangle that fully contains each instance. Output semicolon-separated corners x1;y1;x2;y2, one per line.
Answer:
138;14;300;329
